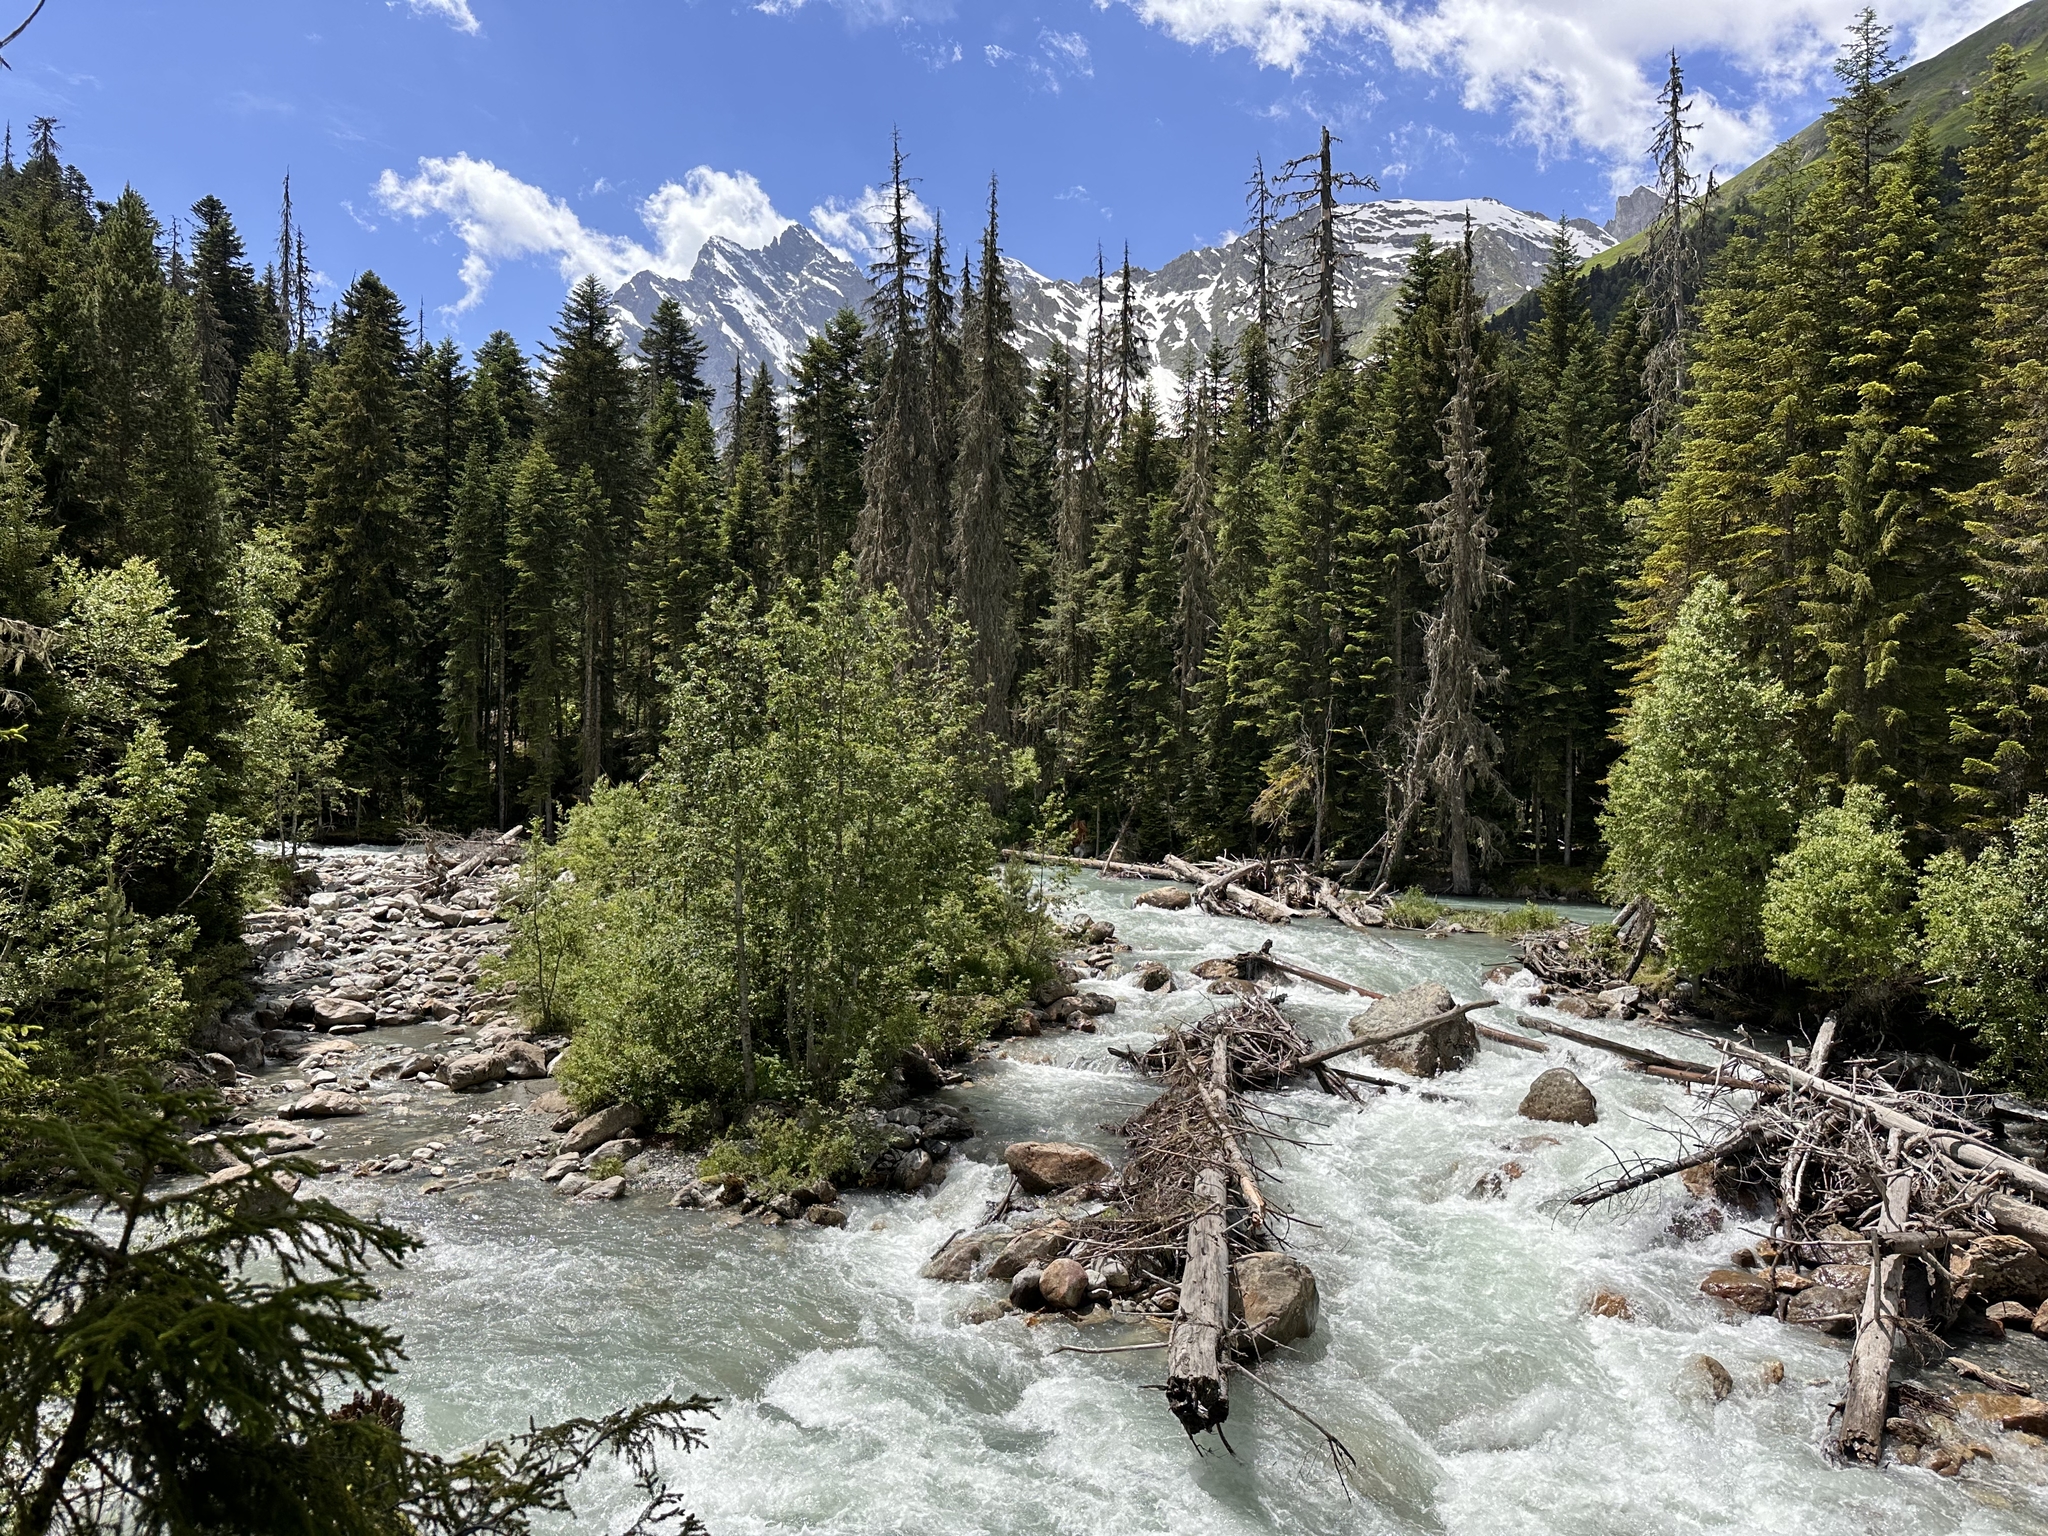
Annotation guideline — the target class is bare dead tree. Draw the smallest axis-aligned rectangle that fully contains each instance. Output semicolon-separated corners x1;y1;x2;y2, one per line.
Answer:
1632;51;1709;473
1275;126;1379;382
0;0;47;71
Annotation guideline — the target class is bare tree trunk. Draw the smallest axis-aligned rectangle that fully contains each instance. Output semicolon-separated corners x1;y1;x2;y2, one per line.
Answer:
1166;1039;1232;1438
1837;1128;1908;1465
1561;734;1574;868
1780;1013;1839;1217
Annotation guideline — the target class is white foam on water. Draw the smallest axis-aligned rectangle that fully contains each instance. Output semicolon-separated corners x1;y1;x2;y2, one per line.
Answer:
359;874;2048;1533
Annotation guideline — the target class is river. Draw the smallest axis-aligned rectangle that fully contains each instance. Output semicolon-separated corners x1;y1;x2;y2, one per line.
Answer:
304;871;2048;1534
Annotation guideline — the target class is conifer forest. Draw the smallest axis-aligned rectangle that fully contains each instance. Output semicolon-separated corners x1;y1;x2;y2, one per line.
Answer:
12;4;2048;1526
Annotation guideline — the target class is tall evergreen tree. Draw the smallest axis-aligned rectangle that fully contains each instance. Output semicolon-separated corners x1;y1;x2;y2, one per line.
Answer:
780;310;868;586
187;195;265;428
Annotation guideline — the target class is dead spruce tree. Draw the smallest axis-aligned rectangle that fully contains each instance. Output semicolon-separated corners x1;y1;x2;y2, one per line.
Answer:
1382;237;1507;895
1277;126;1377;382
1633;50;1708;474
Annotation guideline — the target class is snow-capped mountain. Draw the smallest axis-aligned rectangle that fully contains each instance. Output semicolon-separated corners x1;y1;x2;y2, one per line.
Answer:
609;197;1614;402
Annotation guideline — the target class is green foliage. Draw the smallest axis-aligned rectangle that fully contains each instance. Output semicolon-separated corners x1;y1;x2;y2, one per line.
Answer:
1481;901;1565;939
519;564;1055;1124
0;1073;715;1535
1601;579;1802;973
1761;784;1912;988
697;1105;880;1193
1382;887;1449;928
1918;799;2048;1090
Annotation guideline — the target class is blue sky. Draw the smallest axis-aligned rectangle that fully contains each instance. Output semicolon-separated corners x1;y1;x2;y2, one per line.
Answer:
0;0;2024;353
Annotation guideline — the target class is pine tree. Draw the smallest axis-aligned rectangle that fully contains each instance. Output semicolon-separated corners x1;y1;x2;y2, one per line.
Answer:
638;295;711;406
856;135;945;632
950;178;1023;737
780;310;867;586
736;363;782;487
442;440;513;826
637;404;724;675
505;443;573;820
1382;240;1507;893
292;272;426;817
542;276;642;791
724;450;773;588
224;349;300;530
187;194;266;428
1633;52;1701;475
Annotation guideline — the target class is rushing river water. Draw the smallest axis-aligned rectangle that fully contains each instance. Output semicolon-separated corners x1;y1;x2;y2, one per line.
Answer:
305;873;2048;1535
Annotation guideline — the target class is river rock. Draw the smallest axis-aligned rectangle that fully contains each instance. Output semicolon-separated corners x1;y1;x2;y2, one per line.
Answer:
922;1229;1010;1282
987;1224;1073;1282
1951;1235;2048;1304
1192;958;1242;981
1039;1256;1091;1310
804;1203;848;1227
280;1089;365;1119
574;1175;626;1201
204;1159;300;1210
1685;1354;1734;1403
1134;961;1175;992
1699;1268;1775;1315
312;996;377;1030
1232;1252;1320;1355
1031;976;1076;1008
501;1040;550;1079
440;1050;511;1090
562;1103;644;1153
964;1295;1013;1324
200;1052;240;1086
1003;1142;1112;1194
1134;886;1192;910
1052;991;1116;1021
1009;1264;1046;1309
1955;1392;2048;1436
806;1176;840;1205
895;1149;935;1193
543;1153;581;1182
1350;983;1475;1078
585;1137;645;1166
1518;1068;1599;1125
1783;1284;1858;1335
1987;1300;2036;1326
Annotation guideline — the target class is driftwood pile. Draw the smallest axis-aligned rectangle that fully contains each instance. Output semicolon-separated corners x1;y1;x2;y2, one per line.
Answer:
1006;849;1388;930
1570;1015;2048;1469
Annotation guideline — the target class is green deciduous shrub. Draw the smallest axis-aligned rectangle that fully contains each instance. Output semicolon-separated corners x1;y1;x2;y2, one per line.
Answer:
1762;785;1912;990
1918;800;2048;1092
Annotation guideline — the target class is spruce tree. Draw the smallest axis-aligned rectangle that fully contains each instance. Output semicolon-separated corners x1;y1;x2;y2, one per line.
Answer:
224;349;300;530
637;404;724;675
506;443;573;820
187;194;266;428
780;310;867;585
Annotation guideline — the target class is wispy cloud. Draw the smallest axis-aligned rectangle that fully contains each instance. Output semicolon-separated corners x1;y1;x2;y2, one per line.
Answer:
376;156;792;311
397;0;481;35
1106;1;2024;179
809;181;935;263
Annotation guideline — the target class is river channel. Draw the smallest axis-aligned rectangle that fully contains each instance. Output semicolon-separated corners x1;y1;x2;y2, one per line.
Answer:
298;871;2048;1534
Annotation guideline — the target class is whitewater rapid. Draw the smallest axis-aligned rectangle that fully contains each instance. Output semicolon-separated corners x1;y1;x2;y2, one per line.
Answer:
324;874;2048;1534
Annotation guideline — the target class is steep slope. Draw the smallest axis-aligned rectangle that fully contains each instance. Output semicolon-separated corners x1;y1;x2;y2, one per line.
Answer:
609;198;1611;397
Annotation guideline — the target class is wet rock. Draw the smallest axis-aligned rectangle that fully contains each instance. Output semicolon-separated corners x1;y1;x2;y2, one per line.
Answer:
1134;886;1192;911
1009;1264;1046;1310
573;1175;627;1202
1031;976;1076;1008
1759;1359;1785;1387
280;1089;365;1119
440;1050;511;1090
397;1054;443;1081
1005;1009;1045;1038
1951;1235;2048;1305
557;1173;591;1197
1589;1290;1632;1320
200;1052;240;1086
1518;1068;1599;1126
542;1154;581;1182
1679;1161;1736;1202
501;1040;550;1079
2031;1300;2048;1337
1698;1268;1775;1315
1098;1257;1139;1294
1051;992;1117;1022
987;1224;1073;1282
1039;1256;1091;1310
1956;1392;2048;1436
562;1103;644;1153
923;1229;1011;1282
767;1191;804;1220
1350;983;1475;1078
806;1176;840;1205
1232;1252;1319;1355
1783;1284;1859;1335
313;996;378;1030
964;1295;1013;1325
1550;994;1600;1019
895;1149;934;1193
804;1203;848;1227
1686;1354;1734;1403
1003;1141;1114;1194
240;1119;319;1154
1987;1300;2036;1326
1191;958;1242;981
204;1160;300;1209
1134;961;1175;992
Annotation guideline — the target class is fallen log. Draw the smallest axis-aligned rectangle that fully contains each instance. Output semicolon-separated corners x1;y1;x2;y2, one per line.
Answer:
1223;881;1293;925
1508;1013;1704;1074
1717;1041;2048;1203
1837;1129;1909;1465
1634;1062;1780;1093
1002;849;1181;882
1988;1194;2048;1257
423;823;525;892
1475;1023;1549;1054
1166;1037;1232;1439
1291;999;1499;1072
1780;1013;1840;1218
1232;941;1380;999
1568;1127;1760;1208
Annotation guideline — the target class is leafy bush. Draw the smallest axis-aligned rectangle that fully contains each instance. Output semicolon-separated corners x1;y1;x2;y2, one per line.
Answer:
697;1106;881;1193
1383;888;1450;928
1600;579;1802;974
1481;901;1563;938
524;567;1057;1124
587;1155;627;1181
1918;800;2048;1092
1761;785;1911;989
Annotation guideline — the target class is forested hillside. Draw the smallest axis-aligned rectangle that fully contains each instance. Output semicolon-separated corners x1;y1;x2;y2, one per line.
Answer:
3;5;2048;1103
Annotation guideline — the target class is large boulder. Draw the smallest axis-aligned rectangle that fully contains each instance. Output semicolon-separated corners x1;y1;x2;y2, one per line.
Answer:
279;1089;365;1120
1955;1393;2048;1436
440;1050;511;1091
1134;886;1192;911
562;1103;644;1153
312;996;377;1030
986;1223;1073;1282
1038;1257;1091;1310
1350;983;1475;1078
1783;1285;1858;1336
1232;1252;1319;1355
1699;1268;1776;1315
1518;1068;1599;1125
500;1040;550;1079
1003;1141;1113;1194
1951;1235;2048;1305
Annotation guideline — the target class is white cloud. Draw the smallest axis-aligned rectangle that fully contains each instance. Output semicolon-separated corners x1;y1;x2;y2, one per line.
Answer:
375;155;792;311
1108;1;2030;177
809;181;935;264
398;0;480;35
